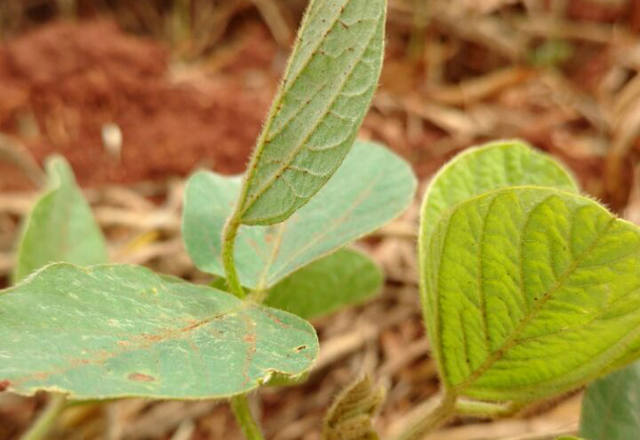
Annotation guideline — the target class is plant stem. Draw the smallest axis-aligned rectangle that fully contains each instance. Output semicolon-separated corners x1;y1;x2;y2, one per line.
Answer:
456;398;524;418
21;394;67;440
230;394;264;440
395;392;457;440
222;215;245;299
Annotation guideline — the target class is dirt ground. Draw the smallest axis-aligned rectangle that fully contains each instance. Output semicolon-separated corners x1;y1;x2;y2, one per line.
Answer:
0;19;278;191
1;1;640;439
1;9;634;202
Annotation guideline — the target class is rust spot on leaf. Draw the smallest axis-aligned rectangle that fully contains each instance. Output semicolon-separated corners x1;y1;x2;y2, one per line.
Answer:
244;334;256;344
128;373;155;382
142;333;163;342
0;380;10;392
181;319;206;333
264;310;289;329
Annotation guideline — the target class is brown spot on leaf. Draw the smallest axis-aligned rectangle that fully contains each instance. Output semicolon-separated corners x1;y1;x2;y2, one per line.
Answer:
128;373;155;382
294;345;307;352
142;333;163;342
0;380;10;392
181;319;206;333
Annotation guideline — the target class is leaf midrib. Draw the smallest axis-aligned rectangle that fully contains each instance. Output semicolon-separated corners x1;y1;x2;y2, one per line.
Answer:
255;222;288;292
449;199;616;393
230;0;353;226
10;307;239;388
239;6;383;221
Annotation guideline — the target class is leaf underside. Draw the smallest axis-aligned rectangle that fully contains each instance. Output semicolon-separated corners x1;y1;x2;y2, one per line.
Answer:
425;187;640;401
182;141;415;291
0;264;318;400
237;0;386;225
14;156;108;283
265;248;383;320
580;360;640;440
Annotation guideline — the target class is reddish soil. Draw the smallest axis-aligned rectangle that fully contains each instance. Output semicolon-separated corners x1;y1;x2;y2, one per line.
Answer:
0;20;277;191
0;14;627;206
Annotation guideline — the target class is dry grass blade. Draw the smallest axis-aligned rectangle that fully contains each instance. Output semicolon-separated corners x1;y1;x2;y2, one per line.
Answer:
250;0;292;46
425;67;533;106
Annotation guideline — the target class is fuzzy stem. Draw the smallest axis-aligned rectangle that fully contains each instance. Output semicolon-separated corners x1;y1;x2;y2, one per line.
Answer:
222;215;245;299
230;394;264;440
395;392;457;440
21;394;67;440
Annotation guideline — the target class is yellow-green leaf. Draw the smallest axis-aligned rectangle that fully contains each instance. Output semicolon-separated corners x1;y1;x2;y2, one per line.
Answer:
422;187;640;402
421;140;578;241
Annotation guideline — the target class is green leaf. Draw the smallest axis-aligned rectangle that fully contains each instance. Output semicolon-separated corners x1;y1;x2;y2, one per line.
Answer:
235;0;386;225
13;156;108;282
183;141;415;291
265;249;382;320
421;140;578;241
421;186;640;402
0;264;318;400
580;360;640;440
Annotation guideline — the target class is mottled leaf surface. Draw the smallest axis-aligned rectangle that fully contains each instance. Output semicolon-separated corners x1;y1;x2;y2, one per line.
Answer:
265;249;382;319
421;140;578;240
0;264;318;400
580;360;640;440
236;0;386;225
14;156;107;282
183;141;415;290
422;187;640;402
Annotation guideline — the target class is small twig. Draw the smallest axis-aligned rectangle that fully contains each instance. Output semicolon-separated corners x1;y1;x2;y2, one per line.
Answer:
515;15;632;44
425;67;533;106
251;0;292;47
0;134;45;187
315;307;414;371
170;419;196;440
